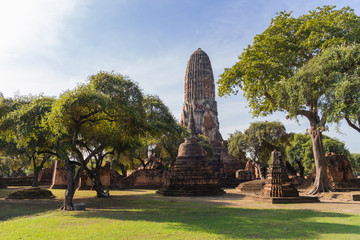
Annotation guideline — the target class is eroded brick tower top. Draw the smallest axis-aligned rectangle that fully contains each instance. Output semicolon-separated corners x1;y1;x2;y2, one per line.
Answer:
180;48;222;142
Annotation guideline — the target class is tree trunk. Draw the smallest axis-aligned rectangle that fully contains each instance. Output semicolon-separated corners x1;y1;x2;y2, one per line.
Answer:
62;163;81;211
295;159;305;178
32;156;48;187
254;162;265;179
92;175;109;198
32;169;39;187
31;157;39;187
307;126;331;195
119;163;127;177
86;167;109;198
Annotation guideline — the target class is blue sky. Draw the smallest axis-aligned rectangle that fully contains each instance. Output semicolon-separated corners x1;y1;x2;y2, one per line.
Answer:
1;0;360;153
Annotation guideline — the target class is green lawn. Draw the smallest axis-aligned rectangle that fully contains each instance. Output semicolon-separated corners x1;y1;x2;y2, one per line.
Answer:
0;188;359;239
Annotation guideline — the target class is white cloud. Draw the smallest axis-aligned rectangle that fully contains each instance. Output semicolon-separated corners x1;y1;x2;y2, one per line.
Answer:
0;0;81;61
0;0;87;97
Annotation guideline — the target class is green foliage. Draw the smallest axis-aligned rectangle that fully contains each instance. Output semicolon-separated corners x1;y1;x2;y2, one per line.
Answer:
286;133;313;175
350;153;360;175
228;121;289;165
47;71;146;158
286;133;353;175
282;43;360;121
0;136;27;176
0;95;56;183
109;94;184;172
311;43;360;133
227;131;248;161
142;95;185;164
2;96;55;149
143;95;179;138
218;6;360;117
0;155;25;177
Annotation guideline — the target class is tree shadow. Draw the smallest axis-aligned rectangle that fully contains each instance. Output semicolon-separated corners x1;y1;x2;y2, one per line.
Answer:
0;199;62;221
1;190;359;239
71;194;360;239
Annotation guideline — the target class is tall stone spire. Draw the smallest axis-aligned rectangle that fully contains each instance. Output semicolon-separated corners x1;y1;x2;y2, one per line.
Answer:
187;107;196;136
180;48;222;142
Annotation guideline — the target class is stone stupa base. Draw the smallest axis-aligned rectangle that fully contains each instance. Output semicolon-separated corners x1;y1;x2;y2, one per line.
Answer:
270;196;320;204
157;136;225;197
157;184;225;197
263;183;299;198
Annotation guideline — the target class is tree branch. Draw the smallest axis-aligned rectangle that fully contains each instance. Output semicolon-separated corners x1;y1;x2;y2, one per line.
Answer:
264;92;277;106
345;117;360;133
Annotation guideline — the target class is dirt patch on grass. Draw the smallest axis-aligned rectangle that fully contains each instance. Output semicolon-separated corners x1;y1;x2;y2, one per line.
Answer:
1;188;360;215
161;189;360;214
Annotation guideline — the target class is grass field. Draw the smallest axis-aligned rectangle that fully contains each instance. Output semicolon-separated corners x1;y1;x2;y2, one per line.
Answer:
0;188;359;239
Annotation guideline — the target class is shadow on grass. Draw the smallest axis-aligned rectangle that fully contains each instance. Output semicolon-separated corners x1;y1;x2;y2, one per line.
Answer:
71;194;360;239
0;188;63;221
0;189;155;221
0;199;62;221
1;189;360;239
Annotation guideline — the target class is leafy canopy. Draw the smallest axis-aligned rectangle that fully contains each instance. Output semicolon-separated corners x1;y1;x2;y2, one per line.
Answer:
228;121;289;164
218;6;360;118
286;133;353;175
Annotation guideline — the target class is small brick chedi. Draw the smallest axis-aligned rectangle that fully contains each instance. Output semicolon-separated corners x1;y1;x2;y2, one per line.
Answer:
180;48;222;142
157;112;225;196
263;150;299;197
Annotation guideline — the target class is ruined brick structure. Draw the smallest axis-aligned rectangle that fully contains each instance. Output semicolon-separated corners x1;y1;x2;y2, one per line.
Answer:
325;153;359;190
180;48;222;142
157;133;225;196
50;160;69;189
112;169;169;189
79;162;111;190
263;150;299;197
325;153;353;183
49;159;168;190
1;165;54;187
179;48;241;187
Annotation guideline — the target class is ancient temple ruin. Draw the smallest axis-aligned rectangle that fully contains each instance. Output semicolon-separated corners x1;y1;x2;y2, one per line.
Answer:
156;135;225;196
180;48;222;142
180;48;242;187
157;111;225;196
263;150;299;197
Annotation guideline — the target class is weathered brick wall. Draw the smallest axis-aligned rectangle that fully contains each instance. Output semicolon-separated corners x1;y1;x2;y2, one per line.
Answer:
1;176;33;186
1;166;54;186
112;169;169;189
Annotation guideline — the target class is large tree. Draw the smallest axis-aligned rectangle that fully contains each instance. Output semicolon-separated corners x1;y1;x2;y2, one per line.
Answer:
228;121;289;179
47;71;145;210
218;6;360;194
0;95;55;186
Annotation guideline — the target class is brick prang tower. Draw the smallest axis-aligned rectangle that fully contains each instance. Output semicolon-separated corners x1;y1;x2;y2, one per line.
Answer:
180;48;222;142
